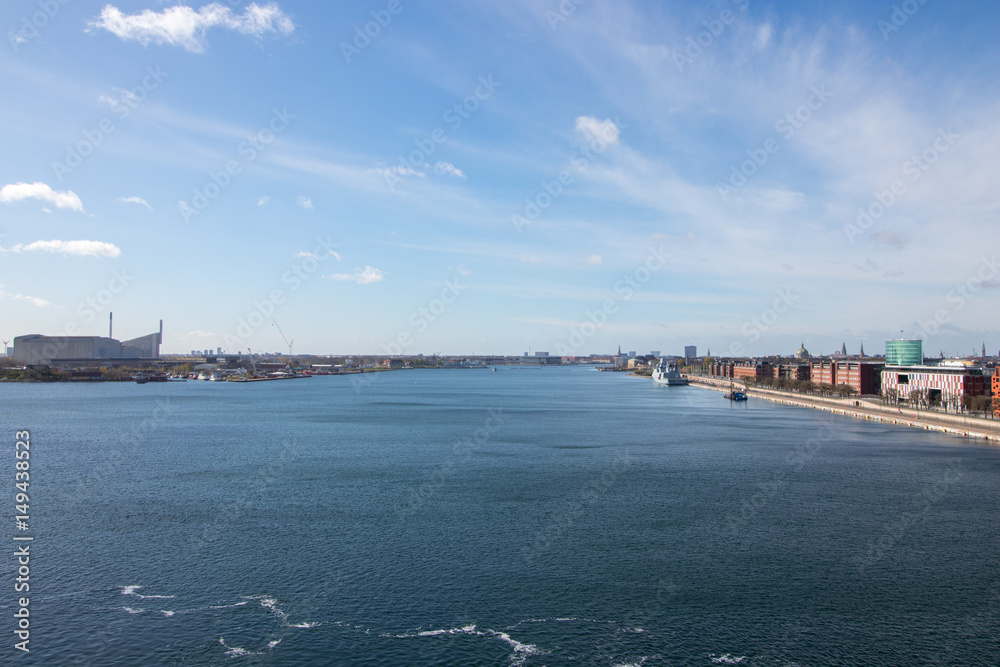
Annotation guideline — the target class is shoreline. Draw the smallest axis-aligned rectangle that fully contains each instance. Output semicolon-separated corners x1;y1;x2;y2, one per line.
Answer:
687;377;1000;444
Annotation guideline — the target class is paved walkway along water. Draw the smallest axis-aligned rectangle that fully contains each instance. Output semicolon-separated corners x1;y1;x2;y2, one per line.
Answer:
688;376;1000;444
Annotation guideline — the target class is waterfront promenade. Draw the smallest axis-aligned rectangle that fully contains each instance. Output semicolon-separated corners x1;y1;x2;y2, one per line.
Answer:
688;376;1000;444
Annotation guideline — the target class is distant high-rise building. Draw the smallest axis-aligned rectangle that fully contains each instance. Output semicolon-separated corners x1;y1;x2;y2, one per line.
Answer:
628;351;636;358
217;347;222;355
886;339;922;366
650;350;660;357
684;345;697;362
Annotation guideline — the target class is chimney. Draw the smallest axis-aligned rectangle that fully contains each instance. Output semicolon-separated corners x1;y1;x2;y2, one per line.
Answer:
109;312;113;338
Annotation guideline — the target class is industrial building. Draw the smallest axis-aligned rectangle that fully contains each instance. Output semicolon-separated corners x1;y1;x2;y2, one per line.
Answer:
12;320;162;366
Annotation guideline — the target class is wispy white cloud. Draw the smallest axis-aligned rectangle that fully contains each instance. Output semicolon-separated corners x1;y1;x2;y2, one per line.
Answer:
575;116;620;144
586;254;603;265
0;182;84;212
0;240;121;258
434;161;465;178
88;2;295;53
297;196;314;210
256;195;270;206
180;330;217;339
456;263;471;276
330;266;384;284
296;249;341;261
375;164;425;178
0;285;51;308
118;195;151;209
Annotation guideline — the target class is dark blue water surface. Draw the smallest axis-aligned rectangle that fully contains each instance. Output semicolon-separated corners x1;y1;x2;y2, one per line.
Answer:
1;366;999;665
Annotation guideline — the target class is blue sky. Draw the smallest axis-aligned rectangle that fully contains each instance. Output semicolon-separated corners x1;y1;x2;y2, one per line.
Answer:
1;0;998;357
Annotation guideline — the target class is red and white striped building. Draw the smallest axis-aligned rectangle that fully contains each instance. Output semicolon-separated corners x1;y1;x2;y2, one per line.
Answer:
881;364;990;406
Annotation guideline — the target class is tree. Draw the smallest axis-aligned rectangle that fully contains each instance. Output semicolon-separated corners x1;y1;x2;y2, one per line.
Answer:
971;395;992;416
836;384;857;398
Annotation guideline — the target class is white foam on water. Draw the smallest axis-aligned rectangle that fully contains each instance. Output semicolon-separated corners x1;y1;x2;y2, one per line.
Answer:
160;611;175;617
267;639;282;649
121;585;175;599
612;659;649;667
218;638;263;658
209;601;249;609
240;595;319;629
244;595;288;622
710;654;748;664
395;623;546;665
122;607;145;614
486;630;547;666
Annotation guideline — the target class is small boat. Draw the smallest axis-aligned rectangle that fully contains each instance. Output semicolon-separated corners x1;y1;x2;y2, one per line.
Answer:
652;358;689;386
723;380;748;401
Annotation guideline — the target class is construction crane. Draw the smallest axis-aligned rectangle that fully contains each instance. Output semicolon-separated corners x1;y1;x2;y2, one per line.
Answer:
244;348;261;375
272;319;293;357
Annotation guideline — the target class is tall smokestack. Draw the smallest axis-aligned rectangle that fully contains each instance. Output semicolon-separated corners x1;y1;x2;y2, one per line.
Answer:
159;319;163;344
109;312;113;338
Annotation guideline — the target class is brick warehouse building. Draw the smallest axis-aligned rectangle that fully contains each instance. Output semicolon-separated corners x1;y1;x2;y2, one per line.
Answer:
733;361;773;382
810;360;883;395
772;364;811;381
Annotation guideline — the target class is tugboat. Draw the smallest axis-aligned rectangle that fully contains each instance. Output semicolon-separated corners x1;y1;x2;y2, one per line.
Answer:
652;358;689;386
723;380;748;401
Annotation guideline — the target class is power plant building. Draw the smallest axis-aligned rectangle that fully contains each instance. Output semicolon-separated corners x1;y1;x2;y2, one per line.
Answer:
12;321;162;366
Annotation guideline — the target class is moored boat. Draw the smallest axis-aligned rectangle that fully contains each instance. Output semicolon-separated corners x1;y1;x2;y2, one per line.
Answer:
652;358;689;386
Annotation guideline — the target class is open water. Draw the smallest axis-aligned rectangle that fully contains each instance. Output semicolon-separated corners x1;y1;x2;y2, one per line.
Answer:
1;366;999;665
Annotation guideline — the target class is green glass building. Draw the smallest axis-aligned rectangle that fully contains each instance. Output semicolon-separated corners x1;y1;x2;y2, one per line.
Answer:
886;339;923;366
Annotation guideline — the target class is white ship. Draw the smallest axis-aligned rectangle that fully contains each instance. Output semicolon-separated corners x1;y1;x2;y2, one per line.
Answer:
652;358;689;386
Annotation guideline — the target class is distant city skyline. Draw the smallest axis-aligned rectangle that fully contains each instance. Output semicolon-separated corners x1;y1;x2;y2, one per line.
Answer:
2;1;998;356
